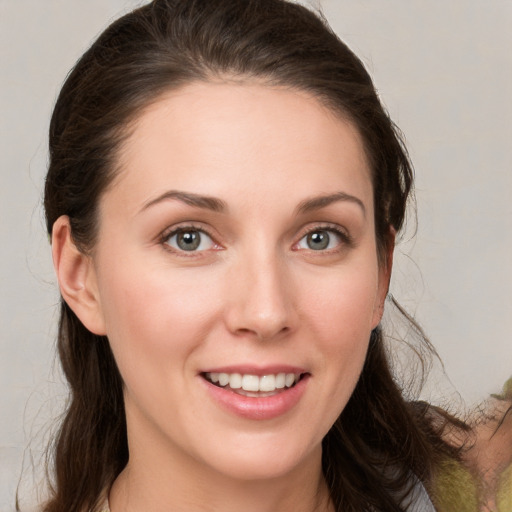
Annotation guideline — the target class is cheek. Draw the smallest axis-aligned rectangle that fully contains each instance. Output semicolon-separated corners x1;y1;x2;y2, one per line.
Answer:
96;261;223;384
305;261;379;345
301;261;379;410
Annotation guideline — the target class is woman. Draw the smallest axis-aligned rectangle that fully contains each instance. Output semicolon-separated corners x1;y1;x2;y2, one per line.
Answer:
41;0;468;510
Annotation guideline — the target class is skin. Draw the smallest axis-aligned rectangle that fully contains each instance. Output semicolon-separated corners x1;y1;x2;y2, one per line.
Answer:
437;399;512;512
52;82;392;512
468;400;512;511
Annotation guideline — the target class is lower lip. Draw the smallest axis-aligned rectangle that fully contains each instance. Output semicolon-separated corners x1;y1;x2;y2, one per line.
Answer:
201;375;309;420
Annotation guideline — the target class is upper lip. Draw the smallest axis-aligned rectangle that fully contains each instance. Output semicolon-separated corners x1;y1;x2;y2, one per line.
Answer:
199;365;308;376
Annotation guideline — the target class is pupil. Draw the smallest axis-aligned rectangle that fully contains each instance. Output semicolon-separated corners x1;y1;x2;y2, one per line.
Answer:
177;231;200;251
307;231;329;250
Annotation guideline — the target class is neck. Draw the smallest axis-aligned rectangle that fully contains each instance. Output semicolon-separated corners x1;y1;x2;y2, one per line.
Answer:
111;463;332;512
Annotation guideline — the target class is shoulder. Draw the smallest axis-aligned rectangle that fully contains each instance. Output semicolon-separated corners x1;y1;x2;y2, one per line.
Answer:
431;377;512;512
399;478;437;511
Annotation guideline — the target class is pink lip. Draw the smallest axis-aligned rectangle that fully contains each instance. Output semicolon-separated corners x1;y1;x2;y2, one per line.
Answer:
200;373;310;421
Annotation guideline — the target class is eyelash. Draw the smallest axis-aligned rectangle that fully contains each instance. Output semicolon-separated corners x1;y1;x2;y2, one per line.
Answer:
158;223;352;256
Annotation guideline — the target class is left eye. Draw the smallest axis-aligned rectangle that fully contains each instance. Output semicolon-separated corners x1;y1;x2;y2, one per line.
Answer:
296;229;343;251
165;229;215;252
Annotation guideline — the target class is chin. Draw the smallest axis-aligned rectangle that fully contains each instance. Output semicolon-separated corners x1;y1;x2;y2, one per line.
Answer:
199;436;322;483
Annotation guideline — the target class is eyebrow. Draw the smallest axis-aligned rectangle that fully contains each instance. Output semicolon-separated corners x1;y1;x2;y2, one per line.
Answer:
140;190;227;213
296;192;366;216
140;189;365;216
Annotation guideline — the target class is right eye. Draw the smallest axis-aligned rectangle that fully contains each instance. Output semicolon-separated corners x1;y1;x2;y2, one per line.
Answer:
164;228;216;252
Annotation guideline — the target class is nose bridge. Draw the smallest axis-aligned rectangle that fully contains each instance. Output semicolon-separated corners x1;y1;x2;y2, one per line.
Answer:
226;241;295;340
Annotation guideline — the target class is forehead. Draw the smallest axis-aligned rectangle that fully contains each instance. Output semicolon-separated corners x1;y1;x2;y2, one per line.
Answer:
107;81;373;216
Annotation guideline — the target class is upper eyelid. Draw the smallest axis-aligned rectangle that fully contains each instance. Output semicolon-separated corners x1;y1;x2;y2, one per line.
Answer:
159;223;221;250
160;222;216;240
298;222;350;239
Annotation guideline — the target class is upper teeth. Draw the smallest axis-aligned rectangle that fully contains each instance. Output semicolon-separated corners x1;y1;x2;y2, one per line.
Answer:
205;372;299;392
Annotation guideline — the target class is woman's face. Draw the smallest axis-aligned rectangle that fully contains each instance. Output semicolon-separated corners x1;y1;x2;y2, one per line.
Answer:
85;82;390;481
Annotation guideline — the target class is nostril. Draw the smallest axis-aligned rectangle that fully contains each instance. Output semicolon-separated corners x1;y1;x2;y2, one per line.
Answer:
230;323;291;341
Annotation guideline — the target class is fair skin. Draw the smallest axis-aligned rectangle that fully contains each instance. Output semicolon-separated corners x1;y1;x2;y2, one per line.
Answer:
52;82;392;512
468;400;512;511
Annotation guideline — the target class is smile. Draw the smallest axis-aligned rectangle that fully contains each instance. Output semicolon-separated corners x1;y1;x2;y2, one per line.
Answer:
203;372;302;396
201;369;310;420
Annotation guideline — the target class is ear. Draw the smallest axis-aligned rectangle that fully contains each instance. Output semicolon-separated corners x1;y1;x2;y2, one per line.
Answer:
371;227;396;328
51;216;107;335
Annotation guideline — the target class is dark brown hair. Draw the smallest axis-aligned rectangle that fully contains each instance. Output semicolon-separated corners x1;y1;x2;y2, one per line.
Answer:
41;1;456;510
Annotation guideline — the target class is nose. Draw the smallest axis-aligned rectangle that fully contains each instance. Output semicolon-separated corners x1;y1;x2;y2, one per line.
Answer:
224;252;297;342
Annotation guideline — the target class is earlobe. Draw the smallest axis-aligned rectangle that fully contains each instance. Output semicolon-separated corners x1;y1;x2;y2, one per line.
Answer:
51;216;107;335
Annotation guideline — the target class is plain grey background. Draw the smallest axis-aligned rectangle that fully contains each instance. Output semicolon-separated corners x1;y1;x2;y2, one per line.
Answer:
1;0;511;509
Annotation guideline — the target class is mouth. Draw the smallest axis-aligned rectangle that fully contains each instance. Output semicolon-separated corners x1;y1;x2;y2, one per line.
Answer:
202;371;307;397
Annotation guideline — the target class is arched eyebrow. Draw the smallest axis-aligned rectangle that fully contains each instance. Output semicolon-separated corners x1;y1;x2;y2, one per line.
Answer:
140;190;228;213
296;192;366;217
140;190;365;216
